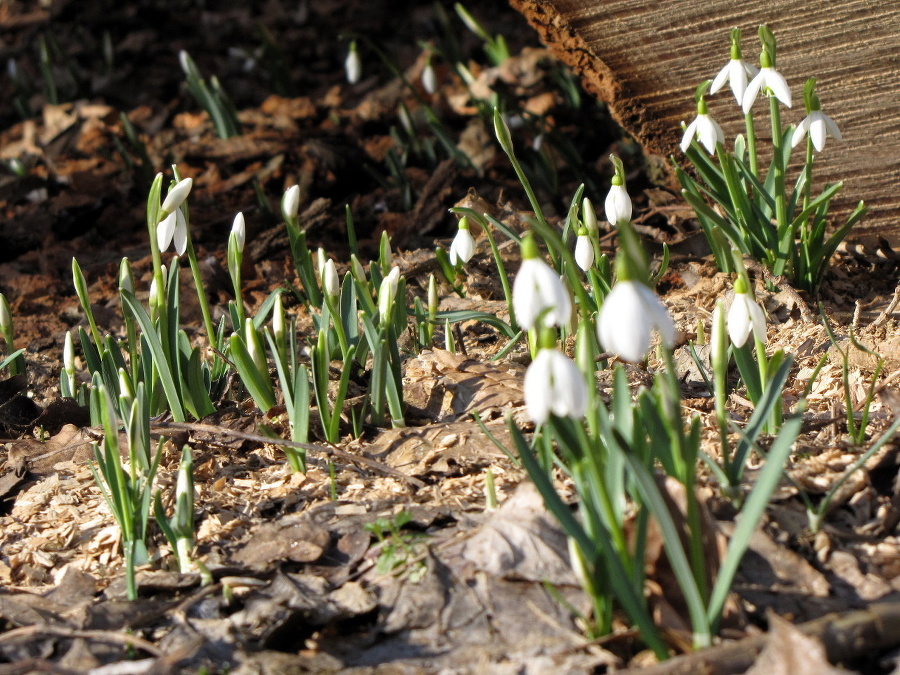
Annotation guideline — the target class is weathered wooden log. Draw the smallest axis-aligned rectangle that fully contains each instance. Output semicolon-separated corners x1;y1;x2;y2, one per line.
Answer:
511;0;900;244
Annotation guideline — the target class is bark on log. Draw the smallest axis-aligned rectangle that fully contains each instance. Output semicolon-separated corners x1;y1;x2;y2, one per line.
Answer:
511;0;900;244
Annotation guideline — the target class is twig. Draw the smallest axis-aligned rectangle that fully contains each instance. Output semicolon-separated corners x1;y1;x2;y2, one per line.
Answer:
0;625;162;657
151;420;426;489
615;601;900;675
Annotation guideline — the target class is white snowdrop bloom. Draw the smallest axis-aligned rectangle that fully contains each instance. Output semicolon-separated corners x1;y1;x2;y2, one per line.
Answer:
597;280;675;363
231;212;246;252
157;208;188;255
378;266;401;318
524;347;587;425
449;220;476;265
283;185;300;220
323;259;340;298
711;58;759;106
727;282;766;348
681;100;725;155
574;229;594;271
161;177;192;214
742;53;791;114
512;237;572;330
345;42;361;84
422;62;437;95
791;109;842;152
604;177;632;226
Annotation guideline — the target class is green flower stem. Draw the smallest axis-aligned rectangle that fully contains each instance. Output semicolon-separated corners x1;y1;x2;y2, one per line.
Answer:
492;108;558;270
184;237;217;346
479;218;517;332
768;95;789;277
800;139;815;244
744;110;758;178
322;293;350;359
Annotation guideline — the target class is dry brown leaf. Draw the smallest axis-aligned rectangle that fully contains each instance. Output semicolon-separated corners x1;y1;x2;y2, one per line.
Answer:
462;482;578;585
746;612;856;675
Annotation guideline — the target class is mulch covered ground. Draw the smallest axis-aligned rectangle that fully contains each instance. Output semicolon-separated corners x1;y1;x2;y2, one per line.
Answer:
1;1;900;673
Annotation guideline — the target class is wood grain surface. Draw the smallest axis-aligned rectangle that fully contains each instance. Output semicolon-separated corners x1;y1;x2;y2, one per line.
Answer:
511;0;900;243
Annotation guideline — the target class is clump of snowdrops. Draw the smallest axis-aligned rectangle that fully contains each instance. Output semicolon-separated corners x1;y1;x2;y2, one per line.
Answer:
678;25;866;294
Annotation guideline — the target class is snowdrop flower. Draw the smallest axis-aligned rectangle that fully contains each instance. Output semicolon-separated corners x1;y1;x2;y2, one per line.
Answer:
422;61;437;95
345;41;361;85
792;109;841;152
597;280;674;362
681;97;725;155
157;208;187;255
741;51;791;114
604;174;632;226
449;218;476;265
710;34;759;105
283;185;300;220
161;177;192;214
323;259;340;298
574;227;594;271
378;266;401;318
791;79;841;152
524;342;587;425
512;234;572;330
727;277;766;348
231;212;246;252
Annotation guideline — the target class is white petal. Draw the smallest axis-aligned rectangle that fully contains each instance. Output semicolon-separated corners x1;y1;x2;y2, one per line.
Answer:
173;209;188;256
791;116;812;148
764;69;792;107
809;113;827;152
548;351;587;420
422;64;437;95
710;62;730;95
727;294;755;347
157;211;176;252
283;185;300;219
598;281;652;362
680;117;700;152
823;112;842;142
524;350;554;425
727;60;749;104
345;51;361;84
747;297;767;343
449;228;475;265
161;177;192;213
636;284;675;347
512;260;540;330
604;184;632;226
742;73;765;114
575;235;594;271
697;116;719;154
231;212;246;251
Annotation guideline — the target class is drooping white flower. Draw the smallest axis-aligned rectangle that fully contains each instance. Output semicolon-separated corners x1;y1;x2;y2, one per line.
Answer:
283;185;300;220
449;219;476;265
161;177;192;214
422;62;437;95
378;266;401;318
231;212;246;252
597;280;675;362
711;58;759;106
727;280;766;348
345;42;361;85
574;228;594;271
604;176;632;227
157;208;188;255
742;52;791;114
512;236;572;330
791;109;842;152
524;346;587;425
681;98;725;155
323;259;340;298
